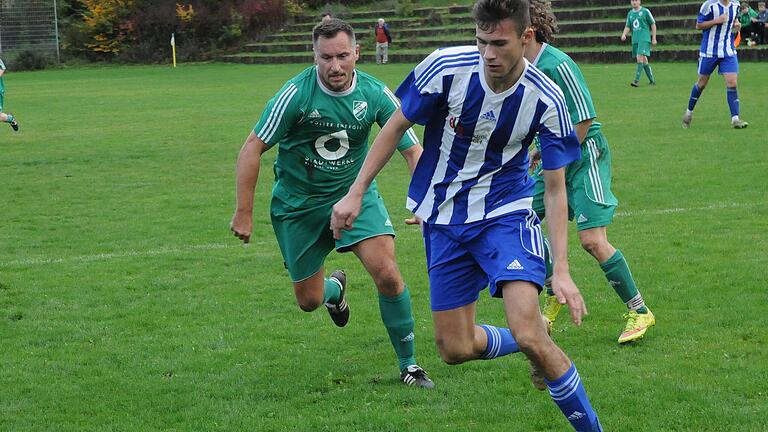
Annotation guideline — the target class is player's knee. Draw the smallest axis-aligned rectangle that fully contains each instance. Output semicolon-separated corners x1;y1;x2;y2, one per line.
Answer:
579;235;610;259
435;338;473;365
295;296;322;312
372;266;404;297
515;329;549;359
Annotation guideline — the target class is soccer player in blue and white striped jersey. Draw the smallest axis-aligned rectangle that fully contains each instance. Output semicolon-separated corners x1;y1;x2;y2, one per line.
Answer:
683;0;749;128
332;0;602;430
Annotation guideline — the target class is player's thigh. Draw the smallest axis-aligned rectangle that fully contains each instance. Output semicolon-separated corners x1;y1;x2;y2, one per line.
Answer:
718;56;739;78
349;234;404;295
271;205;335;283
467;210;547;298
568;134;618;231
432;302;478;351
698;56;719;77
336;187;395;252
423;223;487;312
723;72;739;87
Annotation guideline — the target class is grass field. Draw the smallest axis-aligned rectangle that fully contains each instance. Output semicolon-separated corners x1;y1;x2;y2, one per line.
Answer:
1;60;767;431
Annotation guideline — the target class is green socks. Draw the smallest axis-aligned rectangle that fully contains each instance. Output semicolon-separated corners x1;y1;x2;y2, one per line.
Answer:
322;277;341;305
634;63;644;82
643;64;655;83
600;250;648;313
5;114;14;123
379;287;416;371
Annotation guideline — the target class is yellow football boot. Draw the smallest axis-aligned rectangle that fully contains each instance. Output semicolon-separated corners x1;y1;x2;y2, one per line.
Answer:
542;293;563;325
618;309;656;344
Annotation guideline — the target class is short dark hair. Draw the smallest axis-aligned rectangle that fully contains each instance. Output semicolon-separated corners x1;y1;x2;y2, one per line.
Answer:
313;18;356;45
472;0;531;35
529;0;558;43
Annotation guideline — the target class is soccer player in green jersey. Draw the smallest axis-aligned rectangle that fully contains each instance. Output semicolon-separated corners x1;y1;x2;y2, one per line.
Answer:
526;0;655;344
621;0;657;87
0;58;20;131
230;18;434;388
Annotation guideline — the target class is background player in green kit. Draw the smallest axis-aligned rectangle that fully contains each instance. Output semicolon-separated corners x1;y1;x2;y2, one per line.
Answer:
230;18;434;388
0;58;20;131
621;0;657;87
526;0;655;344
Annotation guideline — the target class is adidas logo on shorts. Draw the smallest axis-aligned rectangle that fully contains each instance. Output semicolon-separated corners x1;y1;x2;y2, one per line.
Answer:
506;259;524;270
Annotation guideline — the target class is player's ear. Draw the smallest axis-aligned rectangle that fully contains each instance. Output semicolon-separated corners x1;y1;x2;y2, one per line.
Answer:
354;44;360;60
522;26;534;44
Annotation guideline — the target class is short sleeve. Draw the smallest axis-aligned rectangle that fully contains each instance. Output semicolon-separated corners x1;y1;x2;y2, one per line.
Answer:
698;3;713;23
395;70;443;126
376;85;419;152
553;60;596;126
0;59;6;70
538;101;581;171
252;81;302;147
646;9;656;25
626;12;633;27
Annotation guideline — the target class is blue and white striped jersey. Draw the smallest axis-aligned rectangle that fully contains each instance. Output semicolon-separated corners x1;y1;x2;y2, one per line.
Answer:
395;46;580;225
698;0;740;58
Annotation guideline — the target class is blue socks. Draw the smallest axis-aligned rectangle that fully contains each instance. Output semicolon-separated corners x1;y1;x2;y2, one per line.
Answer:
726;87;739;117
546;363;602;431
479;325;519;359
688;84;703;111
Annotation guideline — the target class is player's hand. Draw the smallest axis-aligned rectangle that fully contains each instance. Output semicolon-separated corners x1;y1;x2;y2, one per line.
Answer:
331;191;363;240
528;147;542;172
551;271;588;326
652;37;658;45
715;14;728;24
230;210;253;244
404;216;423;226
621;34;627;42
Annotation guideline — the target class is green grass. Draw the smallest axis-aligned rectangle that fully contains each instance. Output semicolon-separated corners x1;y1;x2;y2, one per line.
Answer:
1;62;767;431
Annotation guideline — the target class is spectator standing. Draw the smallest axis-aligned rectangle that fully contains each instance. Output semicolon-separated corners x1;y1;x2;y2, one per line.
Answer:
374;18;392;64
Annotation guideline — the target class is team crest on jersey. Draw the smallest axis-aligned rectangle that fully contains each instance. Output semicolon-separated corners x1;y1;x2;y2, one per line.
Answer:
352;101;368;120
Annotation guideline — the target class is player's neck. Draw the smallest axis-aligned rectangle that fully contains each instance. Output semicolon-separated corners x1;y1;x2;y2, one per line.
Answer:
523;41;544;64
484;59;526;93
633;6;641;11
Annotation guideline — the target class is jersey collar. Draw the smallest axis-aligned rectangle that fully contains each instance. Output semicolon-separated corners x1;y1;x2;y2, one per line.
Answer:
532;43;548;67
315;66;357;97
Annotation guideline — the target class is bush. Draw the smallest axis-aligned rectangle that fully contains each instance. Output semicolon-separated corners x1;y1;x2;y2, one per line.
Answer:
395;0;415;17
11;50;50;71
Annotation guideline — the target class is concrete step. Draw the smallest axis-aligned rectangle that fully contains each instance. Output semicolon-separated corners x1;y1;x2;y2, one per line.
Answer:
247;30;701;53
265;16;697;43
220;45;768;64
283;3;699;34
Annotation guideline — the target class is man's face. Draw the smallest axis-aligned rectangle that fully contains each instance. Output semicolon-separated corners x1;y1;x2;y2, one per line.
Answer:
476;18;531;85
631;0;641;9
314;32;359;92
759;3;765;11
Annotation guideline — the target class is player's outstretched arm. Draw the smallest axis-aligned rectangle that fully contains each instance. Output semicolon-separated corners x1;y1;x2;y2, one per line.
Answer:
230;132;270;244
542;166;588;325
331;108;414;239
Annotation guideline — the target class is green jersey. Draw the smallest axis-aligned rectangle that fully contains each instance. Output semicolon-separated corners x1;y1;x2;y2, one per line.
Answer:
532;43;600;140
626;7;655;44
253;66;418;209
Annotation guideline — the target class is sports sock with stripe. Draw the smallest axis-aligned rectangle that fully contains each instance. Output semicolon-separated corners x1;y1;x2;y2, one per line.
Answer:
546;362;603;431
379;287;416;371
600;250;648;313
322;277;341;305
726;87;739;117
634;63;643;81
643;64;655;83
688;84;703;111
479;325;519;359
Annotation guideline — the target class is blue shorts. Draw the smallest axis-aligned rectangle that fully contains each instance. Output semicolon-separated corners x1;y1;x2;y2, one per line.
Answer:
422;210;546;312
698;55;739;76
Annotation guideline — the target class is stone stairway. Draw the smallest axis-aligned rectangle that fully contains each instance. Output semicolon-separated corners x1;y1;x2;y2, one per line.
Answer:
221;0;768;64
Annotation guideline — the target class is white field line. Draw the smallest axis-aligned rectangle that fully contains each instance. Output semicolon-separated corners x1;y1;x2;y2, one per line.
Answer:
0;202;760;268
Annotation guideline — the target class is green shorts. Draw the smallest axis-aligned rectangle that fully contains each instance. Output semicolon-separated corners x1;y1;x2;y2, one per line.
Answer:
632;42;652;58
532;131;618;231
0;92;4;111
270;184;395;282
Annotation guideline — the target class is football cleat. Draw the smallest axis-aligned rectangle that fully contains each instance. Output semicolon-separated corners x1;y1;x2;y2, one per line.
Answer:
400;365;434;389
541;292;563;325
630;80;639;87
325;270;349;327
618;309;655;344
731;118;749;129
682;111;693;129
529;315;552;391
9;114;18;131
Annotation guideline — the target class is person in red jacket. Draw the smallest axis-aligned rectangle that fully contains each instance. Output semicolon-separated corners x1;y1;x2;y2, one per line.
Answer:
374;18;393;64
